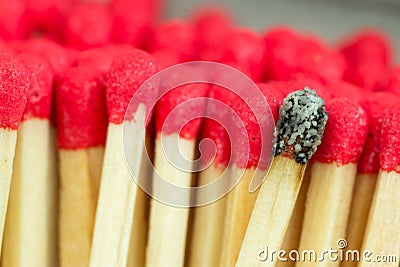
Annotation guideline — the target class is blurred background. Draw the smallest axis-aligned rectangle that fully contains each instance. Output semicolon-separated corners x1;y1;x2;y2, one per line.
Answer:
166;0;400;60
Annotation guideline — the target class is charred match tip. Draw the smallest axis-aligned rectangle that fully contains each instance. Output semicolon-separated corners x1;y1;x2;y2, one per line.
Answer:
274;87;328;164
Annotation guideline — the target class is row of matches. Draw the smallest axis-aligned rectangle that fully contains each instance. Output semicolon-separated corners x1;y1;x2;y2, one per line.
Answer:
0;42;399;267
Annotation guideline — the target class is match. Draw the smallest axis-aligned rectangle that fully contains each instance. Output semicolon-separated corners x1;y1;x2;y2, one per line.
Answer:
2;53;56;267
296;98;368;267
56;66;107;267
358;108;400;267
237;88;328;267
146;82;208;267
90;48;158;267
0;52;29;255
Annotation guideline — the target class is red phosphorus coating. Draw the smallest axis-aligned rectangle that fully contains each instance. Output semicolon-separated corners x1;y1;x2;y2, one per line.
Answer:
12;38;73;78
74;44;132;74
191;7;233;61
0;52;29;130
147;20;195;62
385;66;400;95
200;118;231;168
380;108;400;173
107;48;158;124
221;28;266;82
358;92;400;173
18;53;53;121
208;83;278;170
56;66;107;149
327;80;364;102
313;98;368;165
64;2;113;50
263;27;302;81
0;0;26;40
155;83;209;139
297;36;346;85
339;31;392;91
110;0;160;47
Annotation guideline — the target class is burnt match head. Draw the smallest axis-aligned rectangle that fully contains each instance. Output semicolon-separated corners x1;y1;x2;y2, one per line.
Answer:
274;87;328;164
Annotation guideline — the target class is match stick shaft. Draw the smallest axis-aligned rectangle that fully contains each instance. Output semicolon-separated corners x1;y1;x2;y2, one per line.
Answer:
342;173;377;267
220;167;259;267
237;155;306;267
90;121;143;267
358;171;400;267
188;166;227;267
296;162;357;267
2;120;57;267
146;135;195;267
276;167;311;267
0;129;17;254
59;147;103;267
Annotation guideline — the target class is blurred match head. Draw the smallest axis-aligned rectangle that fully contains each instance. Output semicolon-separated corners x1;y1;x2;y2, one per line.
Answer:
107;48;158;124
56;66;108;149
380;108;400;173
64;2;113;50
313;98;368;165
18;53;53;121
274;88;328;164
0;52;29;130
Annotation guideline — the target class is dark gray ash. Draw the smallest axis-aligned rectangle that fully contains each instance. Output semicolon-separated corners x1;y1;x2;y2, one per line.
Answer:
274;87;328;164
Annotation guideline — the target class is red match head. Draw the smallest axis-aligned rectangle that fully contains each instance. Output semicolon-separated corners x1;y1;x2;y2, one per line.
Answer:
222;28;266;82
272;77;333;101
256;83;283;122
64;2;113;50
313;98;368;165
111;0;160;46
380;108;400;173
74;44;131;74
191;7;233;61
340;30;392;90
23;0;76;40
155;83;209;139
385;66;400;95
0;52;29;130
13;38;73;78
151;48;182;70
107;48;158;124
18;53;53;121
297;37;345;84
148;20;195;62
56;66;107;149
0;0;26;40
263;27;301;81
358;92;400;173
328;81;364;102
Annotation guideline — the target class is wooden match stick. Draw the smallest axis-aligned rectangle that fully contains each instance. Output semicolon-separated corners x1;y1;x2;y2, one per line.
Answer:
146;83;208;267
358;108;400;267
187;85;232;267
90;49;158;267
220;83;282;267
55;66;108;267
343;92;399;267
296;98;367;267
237;88;328;267
2;54;56;267
0;52;29;254
276;167;311;267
